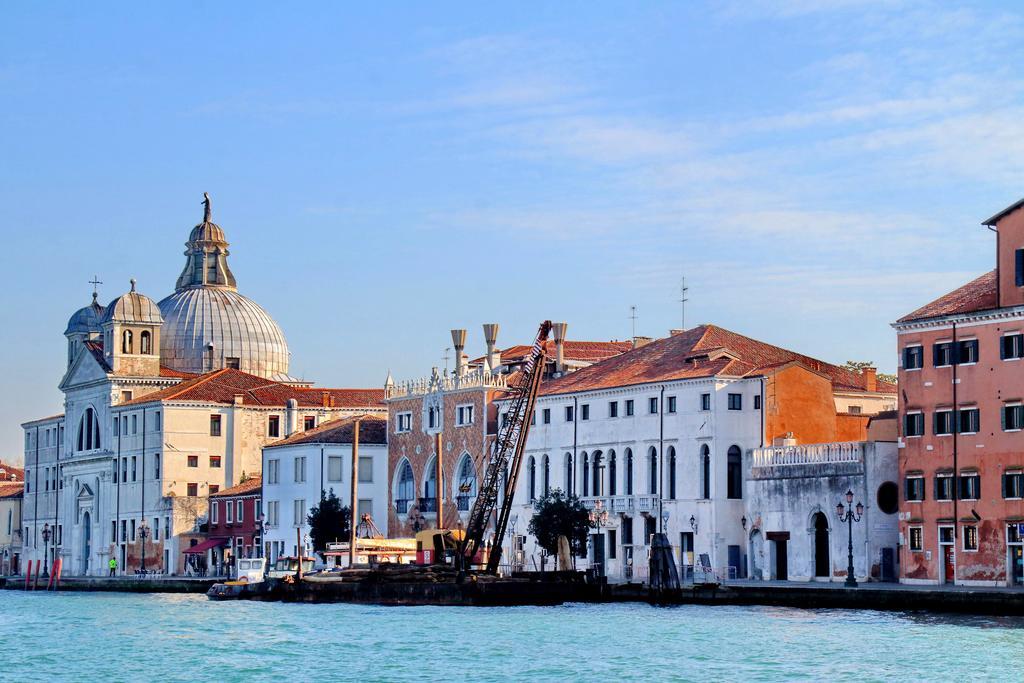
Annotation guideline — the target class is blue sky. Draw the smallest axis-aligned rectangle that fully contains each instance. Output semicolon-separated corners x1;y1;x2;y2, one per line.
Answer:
2;1;1023;459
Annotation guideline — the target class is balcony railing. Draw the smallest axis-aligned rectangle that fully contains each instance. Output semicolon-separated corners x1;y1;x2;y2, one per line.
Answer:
395;499;410;515
385;367;508;400
751;441;865;468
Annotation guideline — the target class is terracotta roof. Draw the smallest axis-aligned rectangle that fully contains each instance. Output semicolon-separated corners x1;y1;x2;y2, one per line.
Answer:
119;368;385;408
538;324;896;397
0;482;23;499
211;475;261;498
897;270;998;323
82;340;197;379
265;415;387;448
471;340;633;366
0;461;25;482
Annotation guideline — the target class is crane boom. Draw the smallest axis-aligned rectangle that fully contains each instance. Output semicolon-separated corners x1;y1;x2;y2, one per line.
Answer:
461;320;551;573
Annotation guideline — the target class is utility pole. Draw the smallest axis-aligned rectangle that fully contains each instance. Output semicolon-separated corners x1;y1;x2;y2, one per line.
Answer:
348;420;360;569
630;305;638;342
679;277;689;331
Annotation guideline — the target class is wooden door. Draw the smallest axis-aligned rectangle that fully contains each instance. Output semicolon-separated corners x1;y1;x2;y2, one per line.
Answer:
943;545;955;583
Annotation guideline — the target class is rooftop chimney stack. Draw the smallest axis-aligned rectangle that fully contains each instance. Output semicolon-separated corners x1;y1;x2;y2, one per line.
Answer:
864;367;877;392
482;323;500;373
451;328;467;377
552;322;568;375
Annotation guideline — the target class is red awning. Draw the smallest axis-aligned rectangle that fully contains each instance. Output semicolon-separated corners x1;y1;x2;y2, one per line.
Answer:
183;538;229;554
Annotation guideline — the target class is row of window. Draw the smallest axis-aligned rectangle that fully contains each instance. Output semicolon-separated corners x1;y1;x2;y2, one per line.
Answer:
261;498;374;527
535;393;758;426
120;329;155;356
210;498;260;526
907;524;981;553
110;516;171;544
904;404;1024;436
902;334;1024;370
901;472;1016;501
111;411;162;439
393;455;479;512
395;405;475;434
264;455;374;486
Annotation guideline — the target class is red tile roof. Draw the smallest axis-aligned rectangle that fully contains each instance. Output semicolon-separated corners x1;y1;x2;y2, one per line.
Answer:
471;340;633;366
211;475;262;498
265;415;388;448
897;270;998;323
0;482;23;499
538;324;896;396
120;368;386;408
0;461;24;482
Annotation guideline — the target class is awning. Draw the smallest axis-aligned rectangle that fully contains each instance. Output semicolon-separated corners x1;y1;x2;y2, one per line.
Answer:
183;538;229;554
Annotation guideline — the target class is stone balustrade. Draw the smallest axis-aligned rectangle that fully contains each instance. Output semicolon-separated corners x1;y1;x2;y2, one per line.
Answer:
751;441;866;469
385;367;508;400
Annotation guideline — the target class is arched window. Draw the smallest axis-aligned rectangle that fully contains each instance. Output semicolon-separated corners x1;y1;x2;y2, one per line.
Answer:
542;455;550;496
668;446;677;500
648;446;658;494
456;454;476;511
395;460;414;513
581;452;590;497
140;330;152;355
727;445;742;499
528;456;537;501
564;453;573;495
608;450;617;496
701;444;711;499
625;448;633;495
591;451;603;496
423;458;437;504
77;407;100;452
122;330;133;354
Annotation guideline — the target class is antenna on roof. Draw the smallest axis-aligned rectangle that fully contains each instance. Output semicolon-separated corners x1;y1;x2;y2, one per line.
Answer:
442;347;451;373
679;276;689;330
630;305;638;341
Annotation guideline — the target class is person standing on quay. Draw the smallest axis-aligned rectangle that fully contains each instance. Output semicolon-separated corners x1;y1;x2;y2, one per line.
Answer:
108;557;117;577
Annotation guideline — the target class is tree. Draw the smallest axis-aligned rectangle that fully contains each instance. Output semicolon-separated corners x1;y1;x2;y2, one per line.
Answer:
527;488;593;567
306;489;351;553
842;361;897;386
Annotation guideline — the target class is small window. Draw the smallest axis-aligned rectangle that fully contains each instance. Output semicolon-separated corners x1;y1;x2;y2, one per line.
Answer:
294;456;307;483
187;455;198;468
1004;404;1024;431
625;400;634;416
140;330;152;355
210;456;221;468
580;404;590;421
358;456;373;483
303;416;316;431
225;357;240;369
121;390;133;402
700;393;711;411
904;412;925;437
328;456;343;482
211;502;219;524
933;342;954;367
154;453;161;479
456;405;474;426
648;397;658;414
227;500;234;523
1002;334;1024;361
933;409;954;436
1003;471;1024;499
209;484;219;495
939;526;955;544
186;482;198;497
267;459;280;485
608;401;618;418
1017;248;1024;287
963;525;979;552
753;395;761;410
958;408;980;434
543;408;551;424
396;413;412;433
934;475;953;501
904;476;925;502
667;396;677;414
903;345;923;370
565;406;574;422
268;415;280;438
236;500;244;523
959;473;981;500
210;415;222;437
909;526;924;552
958;339;979;365
727;393;742;410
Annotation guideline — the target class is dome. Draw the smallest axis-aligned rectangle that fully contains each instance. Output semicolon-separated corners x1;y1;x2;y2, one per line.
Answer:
101;280;164;325
65;293;106;336
157;287;290;379
189;220;226;244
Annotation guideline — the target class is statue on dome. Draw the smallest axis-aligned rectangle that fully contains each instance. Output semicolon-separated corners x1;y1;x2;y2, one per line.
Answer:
202;192;212;223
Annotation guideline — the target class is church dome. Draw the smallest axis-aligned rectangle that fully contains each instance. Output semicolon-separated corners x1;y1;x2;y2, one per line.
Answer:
65;293;106;336
157;288;290;379
156;193;291;380
101;280;164;325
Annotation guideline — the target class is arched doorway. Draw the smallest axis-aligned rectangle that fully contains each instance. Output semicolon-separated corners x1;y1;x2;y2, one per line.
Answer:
813;512;829;578
81;511;91;575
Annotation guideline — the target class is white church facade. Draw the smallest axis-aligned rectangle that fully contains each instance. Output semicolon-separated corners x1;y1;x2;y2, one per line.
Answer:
20;196;384;576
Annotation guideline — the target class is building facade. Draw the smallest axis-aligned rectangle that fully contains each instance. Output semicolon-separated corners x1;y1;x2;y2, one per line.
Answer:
193;475;262;576
894;196;1024;587
505;324;896;582
20;196;383;576
0;462;23;576
263;415;388;562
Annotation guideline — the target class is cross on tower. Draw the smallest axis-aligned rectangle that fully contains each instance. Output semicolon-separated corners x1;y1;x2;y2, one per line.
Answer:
88;275;103;299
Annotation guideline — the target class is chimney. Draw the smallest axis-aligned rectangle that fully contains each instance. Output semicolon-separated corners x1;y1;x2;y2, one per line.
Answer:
482;323;500;373
864;367;877;392
551;322;568;375
451;328;467;377
285;398;298;436
632;336;653;349
233;394;244;406
322;391;330;407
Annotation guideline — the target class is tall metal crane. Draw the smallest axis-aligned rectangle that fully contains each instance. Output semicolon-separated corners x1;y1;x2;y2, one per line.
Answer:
461;320;552;574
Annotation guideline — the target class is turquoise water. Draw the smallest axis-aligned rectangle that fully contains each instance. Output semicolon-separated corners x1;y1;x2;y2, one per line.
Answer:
2;592;1023;681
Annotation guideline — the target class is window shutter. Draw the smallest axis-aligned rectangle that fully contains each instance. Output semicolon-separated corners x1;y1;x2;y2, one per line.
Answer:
933;344;941;366
1002;407;1008;431
1016;249;1024;287
1004;474;1010;499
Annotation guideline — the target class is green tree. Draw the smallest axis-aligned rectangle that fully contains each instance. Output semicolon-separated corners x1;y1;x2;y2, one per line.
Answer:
527;488;593;567
306;489;351;553
842;360;897;386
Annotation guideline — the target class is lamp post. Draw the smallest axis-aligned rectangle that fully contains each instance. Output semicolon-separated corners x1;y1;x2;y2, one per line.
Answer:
139;522;149;574
41;523;51;578
836;489;864;588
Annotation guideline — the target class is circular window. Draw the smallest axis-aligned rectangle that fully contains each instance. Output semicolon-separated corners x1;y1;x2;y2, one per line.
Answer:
876;481;898;514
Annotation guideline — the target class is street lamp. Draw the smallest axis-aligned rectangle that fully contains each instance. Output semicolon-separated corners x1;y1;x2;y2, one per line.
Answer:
139;522;150;574
41;523;51;578
836;489;864;588
661;509;670;531
589;499;609;527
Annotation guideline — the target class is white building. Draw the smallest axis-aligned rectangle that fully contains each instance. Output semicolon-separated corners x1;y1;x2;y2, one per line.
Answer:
505;325;896;582
262;415;388;562
19;196;384;576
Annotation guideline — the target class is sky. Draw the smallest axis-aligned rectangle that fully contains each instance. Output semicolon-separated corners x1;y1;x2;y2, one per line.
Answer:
2;1;1023;460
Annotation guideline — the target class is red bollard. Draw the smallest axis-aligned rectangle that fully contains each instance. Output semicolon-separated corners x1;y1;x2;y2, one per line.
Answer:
54;558;63;591
24;560;32;590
